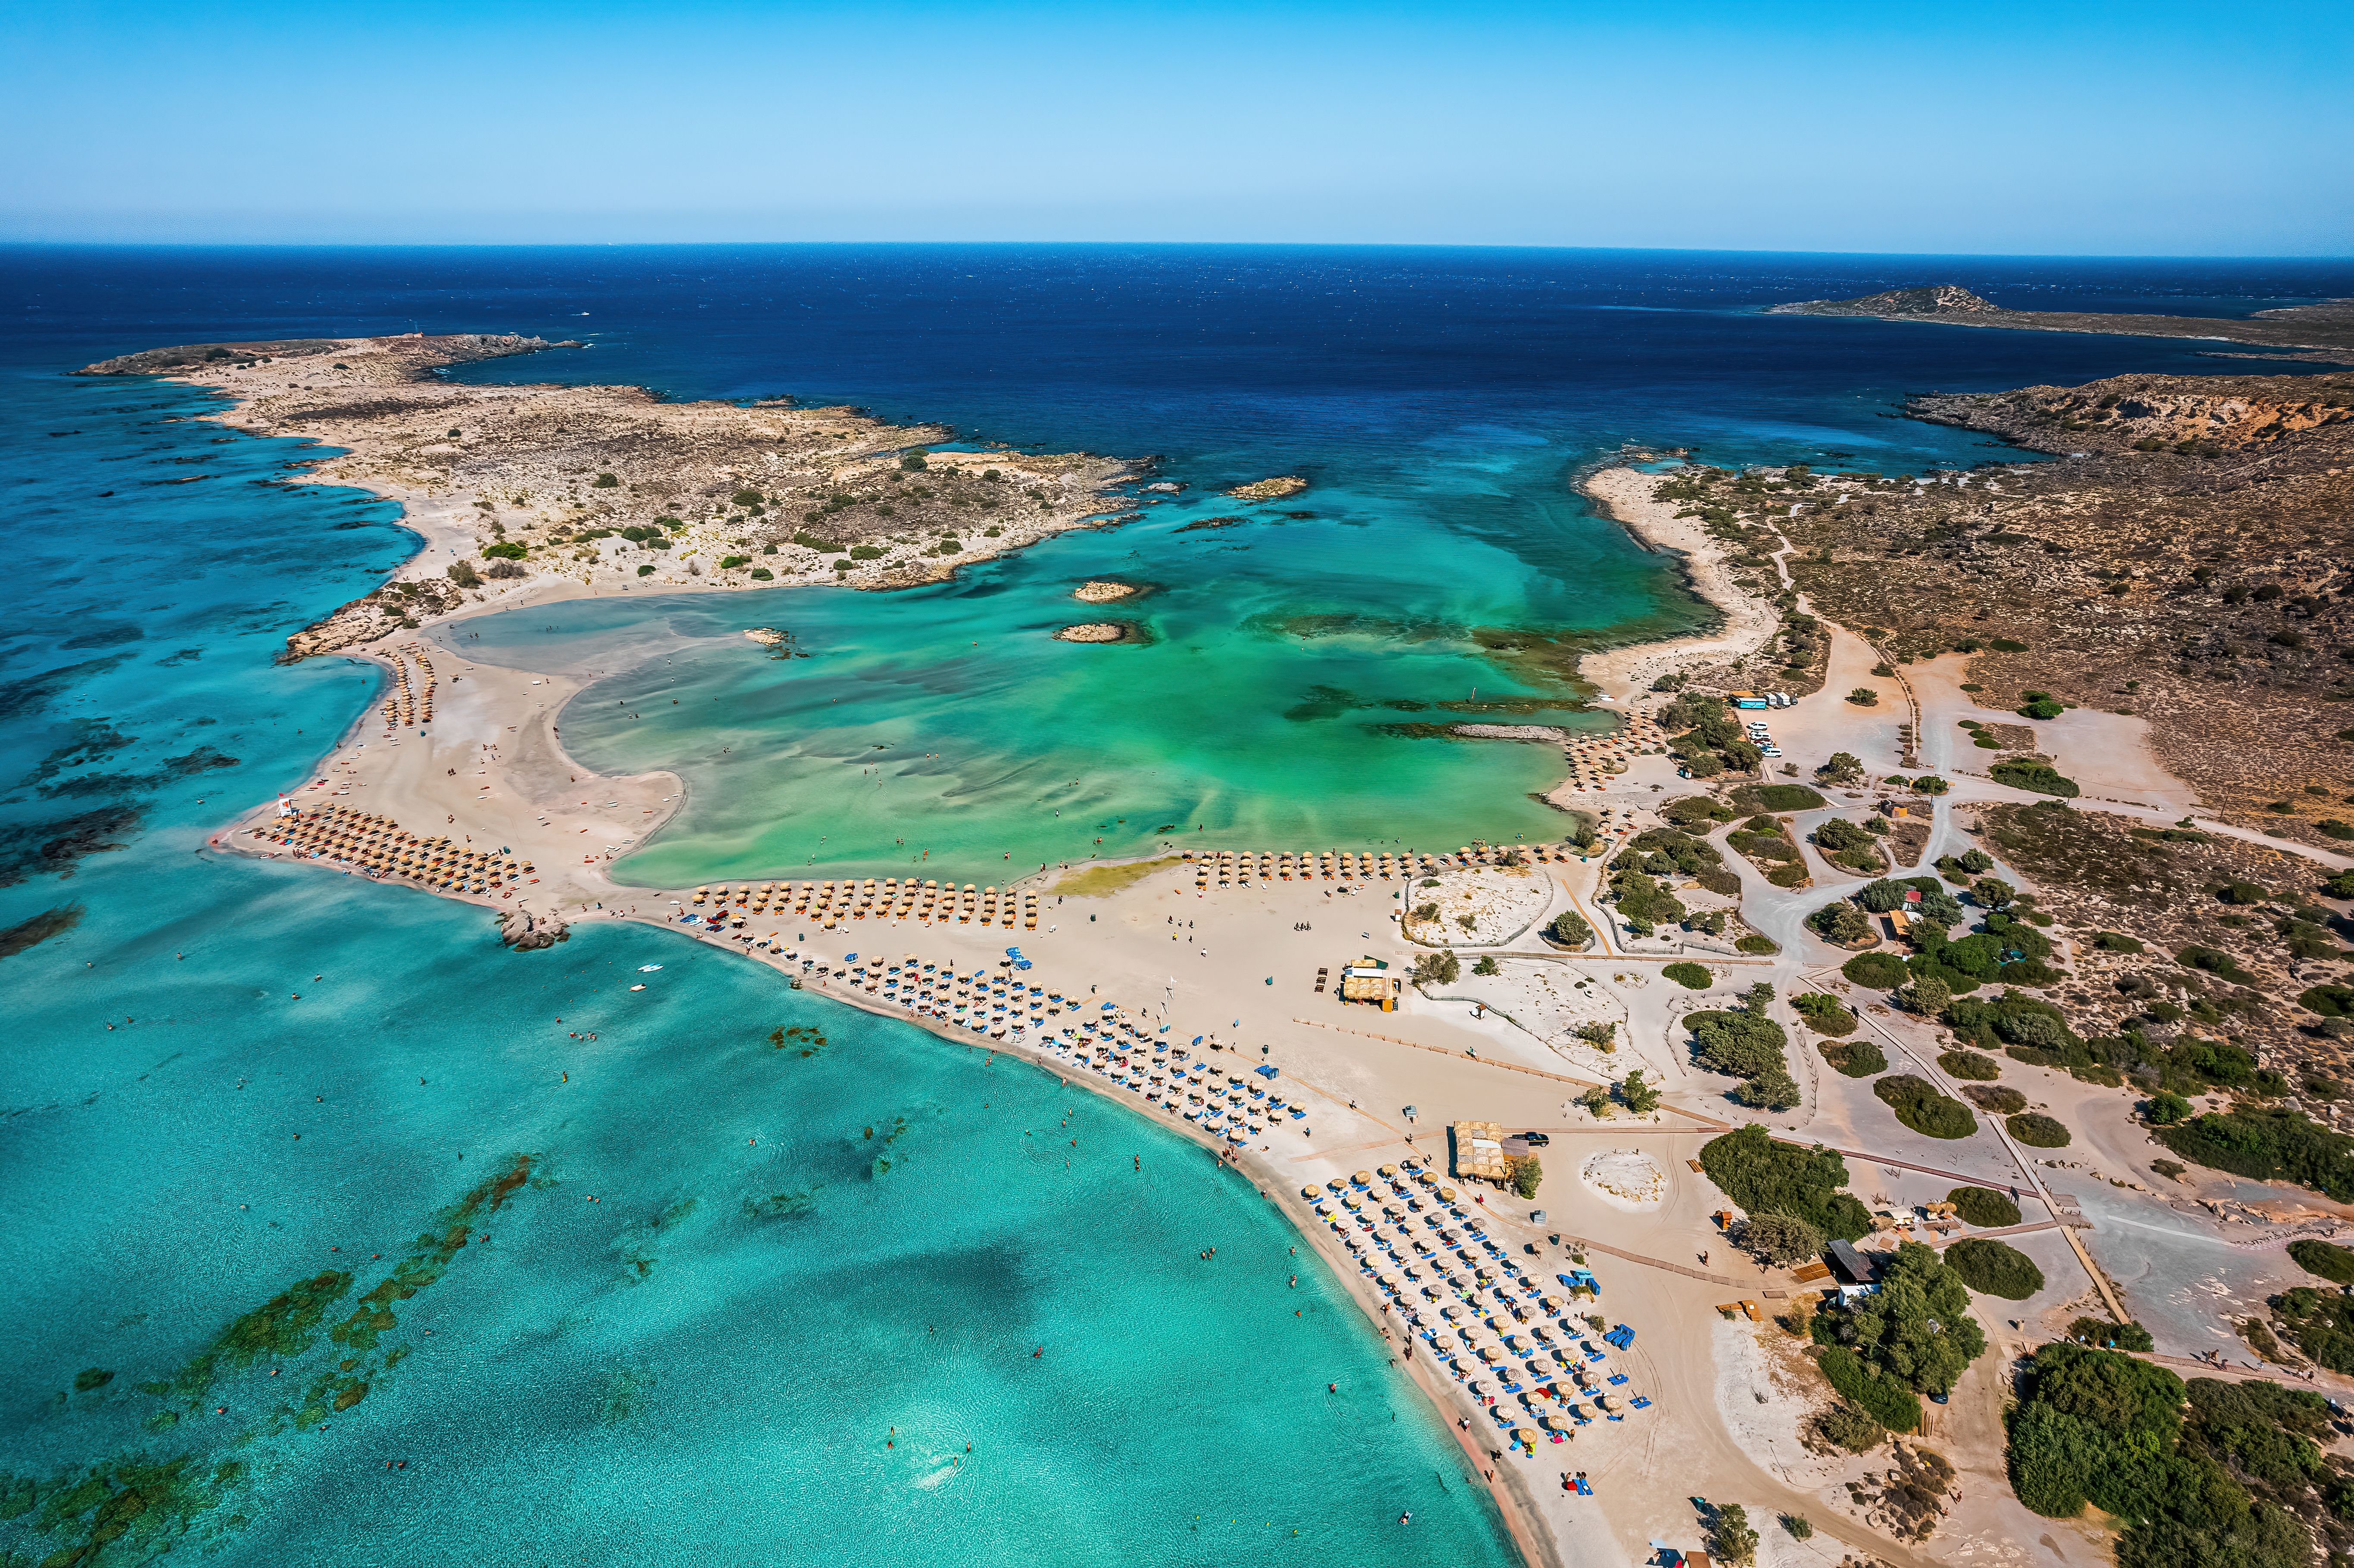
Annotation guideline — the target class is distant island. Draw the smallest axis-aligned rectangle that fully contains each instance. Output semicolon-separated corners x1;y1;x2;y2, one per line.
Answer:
1767;284;2354;359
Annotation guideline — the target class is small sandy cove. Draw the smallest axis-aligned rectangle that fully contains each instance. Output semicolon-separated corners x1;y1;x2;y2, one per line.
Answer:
1577;467;1781;702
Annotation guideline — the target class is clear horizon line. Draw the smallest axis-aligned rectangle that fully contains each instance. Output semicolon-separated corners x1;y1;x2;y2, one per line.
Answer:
2;236;2350;264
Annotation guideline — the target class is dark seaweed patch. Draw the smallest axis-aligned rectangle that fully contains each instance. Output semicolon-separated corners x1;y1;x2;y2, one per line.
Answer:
0;807;144;885
0;903;84;958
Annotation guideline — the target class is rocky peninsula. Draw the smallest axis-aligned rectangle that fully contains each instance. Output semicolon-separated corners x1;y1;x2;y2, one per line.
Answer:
83;333;1138;659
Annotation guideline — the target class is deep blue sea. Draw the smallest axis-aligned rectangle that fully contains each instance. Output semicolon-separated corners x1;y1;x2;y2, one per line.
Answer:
3;245;2348;1566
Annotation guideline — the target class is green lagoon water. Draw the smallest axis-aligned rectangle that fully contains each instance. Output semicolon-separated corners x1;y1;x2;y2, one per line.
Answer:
463;441;1685;885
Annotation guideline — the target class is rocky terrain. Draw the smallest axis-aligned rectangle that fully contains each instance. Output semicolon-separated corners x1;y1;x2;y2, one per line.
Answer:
1768;285;2354;358
85;333;1137;658
1663;371;2354;836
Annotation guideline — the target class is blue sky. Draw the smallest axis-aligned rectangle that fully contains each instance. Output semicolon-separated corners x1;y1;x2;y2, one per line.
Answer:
4;0;2348;253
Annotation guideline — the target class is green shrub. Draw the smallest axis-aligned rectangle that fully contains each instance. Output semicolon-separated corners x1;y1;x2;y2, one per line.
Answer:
1735;933;1780;954
1662;961;1712;989
1697;1124;1871;1240
1688;1009;1789;1080
2067;1316;2154;1351
1949;1186;2021;1227
1814;1402;1886;1453
2288;1239;2354;1284
1661;795;1734;826
748;567;773;580
1766;861;1809;887
481;540;527;560
1939;1050;2002;1081
1736;1211;1825;1265
719;554;750;570
1847;687;1879;706
2004;1344;2186;1520
731;488;763;505
1812;817;1877;852
1810;901;1876;943
1842;951;1909;989
1946;1238;2046;1299
1816;1346;1922;1432
2008;1112;2071;1148
1791;991;1859;1035
848;544;887;560
636;564;655;577
1874;1075;1979;1139
1732;783;1827;813
2273;1287;2354;1373
1818;1038;1887;1077
1548;910;1594;950
1963;1084;2027;1114
1990;760;2080;797
2298;984;2354;1017
2175;945;2255;985
2158;1108;2354;1201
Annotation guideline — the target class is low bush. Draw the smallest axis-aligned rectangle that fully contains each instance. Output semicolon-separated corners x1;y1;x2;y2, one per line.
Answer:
1548;910;1594;950
2007;1112;2071;1148
1990;760;2080;797
1813;1401;1886;1453
2273;1287;2354;1372
1962;1084;2027;1114
1735;933;1780;954
1946;1238;2045;1299
1662;961;1713;989
2287;1238;2354;1284
1818;1038;1887;1077
1939;1050;2002;1081
1791;991;1859;1035
1949;1186;2021;1227
1842;951;1909;989
1810;901;1876;944
1731;783;1827;813
1874;1075;1979;1139
2067;1316;2154;1351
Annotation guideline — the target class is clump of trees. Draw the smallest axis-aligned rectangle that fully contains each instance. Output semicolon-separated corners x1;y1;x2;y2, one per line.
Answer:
1737;1211;1825;1265
2157;1106;2354;1202
1697;1125;1869;1240
1688;1009;1798;1108
1411;950;1460;987
1508;1154;1544;1199
2008;1344;2340;1568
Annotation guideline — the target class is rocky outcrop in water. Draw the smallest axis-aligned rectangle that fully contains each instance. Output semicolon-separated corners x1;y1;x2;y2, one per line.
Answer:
498;908;570;950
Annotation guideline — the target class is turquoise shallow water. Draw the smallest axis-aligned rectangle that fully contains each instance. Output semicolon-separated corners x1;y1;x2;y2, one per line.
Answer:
460;441;1676;885
7;245;2350;1566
